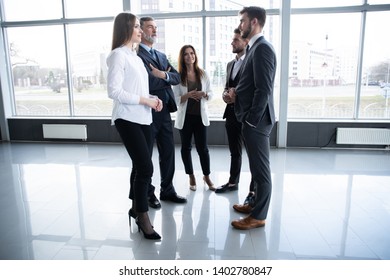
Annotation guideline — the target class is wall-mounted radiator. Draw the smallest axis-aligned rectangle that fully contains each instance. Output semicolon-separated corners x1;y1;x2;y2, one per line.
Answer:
336;127;390;145
42;124;87;141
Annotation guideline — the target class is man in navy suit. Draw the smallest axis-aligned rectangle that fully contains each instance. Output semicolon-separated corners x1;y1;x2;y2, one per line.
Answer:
137;17;187;208
227;7;277;230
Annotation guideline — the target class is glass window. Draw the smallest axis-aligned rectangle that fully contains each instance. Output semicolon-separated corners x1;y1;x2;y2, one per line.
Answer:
360;11;390;119
367;0;390;4
67;22;112;116
2;0;390;122
157;17;203;67
8;26;70;116
288;13;361;119
205;16;235;118
2;0;62;21
208;0;279;10
130;0;202;14
65;0;122;18
291;0;361;8
205;15;280;118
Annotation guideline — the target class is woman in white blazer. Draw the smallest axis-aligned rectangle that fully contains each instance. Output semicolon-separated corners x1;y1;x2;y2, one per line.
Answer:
173;45;215;191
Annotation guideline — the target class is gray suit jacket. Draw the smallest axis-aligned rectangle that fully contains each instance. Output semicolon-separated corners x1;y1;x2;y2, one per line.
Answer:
234;36;277;128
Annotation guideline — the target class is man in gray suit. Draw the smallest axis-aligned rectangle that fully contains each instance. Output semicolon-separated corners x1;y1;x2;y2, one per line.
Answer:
227;6;277;230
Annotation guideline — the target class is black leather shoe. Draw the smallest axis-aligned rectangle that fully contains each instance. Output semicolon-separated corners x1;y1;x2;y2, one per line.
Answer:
148;194;161;209
160;193;187;203
215;183;238;193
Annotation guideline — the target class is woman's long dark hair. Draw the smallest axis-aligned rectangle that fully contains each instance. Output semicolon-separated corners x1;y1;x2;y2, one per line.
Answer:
177;45;204;85
111;12;137;50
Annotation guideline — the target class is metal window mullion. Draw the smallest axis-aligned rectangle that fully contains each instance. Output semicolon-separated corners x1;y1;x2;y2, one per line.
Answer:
202;16;206;69
124;0;130;11
0;27;12;140
1;0;15;139
202;0;206;70
62;0;75;116
277;0;291;148
354;10;367;119
1;27;15;114
63;23;75;116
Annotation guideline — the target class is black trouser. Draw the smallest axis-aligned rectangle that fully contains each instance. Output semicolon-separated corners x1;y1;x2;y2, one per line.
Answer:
149;105;176;197
179;114;210;176
225;105;243;185
115;119;153;213
225;105;254;191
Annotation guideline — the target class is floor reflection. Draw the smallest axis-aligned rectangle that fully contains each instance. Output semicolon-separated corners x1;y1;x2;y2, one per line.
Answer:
0;142;389;260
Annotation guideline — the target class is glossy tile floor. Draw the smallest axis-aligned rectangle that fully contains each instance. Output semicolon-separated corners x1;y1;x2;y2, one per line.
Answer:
1;142;390;260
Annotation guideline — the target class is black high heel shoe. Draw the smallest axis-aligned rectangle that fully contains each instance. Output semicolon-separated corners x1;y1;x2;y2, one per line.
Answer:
128;208;137;226
129;209;154;229
135;217;161;240
128;208;137;219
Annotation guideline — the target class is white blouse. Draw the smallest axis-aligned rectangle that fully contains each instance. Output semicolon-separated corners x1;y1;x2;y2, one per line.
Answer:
106;45;152;125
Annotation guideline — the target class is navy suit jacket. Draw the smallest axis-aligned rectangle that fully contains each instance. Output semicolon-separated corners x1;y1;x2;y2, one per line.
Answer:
138;46;180;112
234;36;277;128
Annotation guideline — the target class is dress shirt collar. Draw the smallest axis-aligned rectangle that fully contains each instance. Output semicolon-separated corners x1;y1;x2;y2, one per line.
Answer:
140;43;152;53
235;53;246;62
247;32;263;50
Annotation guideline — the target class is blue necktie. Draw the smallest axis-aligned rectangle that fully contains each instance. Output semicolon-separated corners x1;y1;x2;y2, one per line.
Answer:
150;48;157;60
150;48;161;69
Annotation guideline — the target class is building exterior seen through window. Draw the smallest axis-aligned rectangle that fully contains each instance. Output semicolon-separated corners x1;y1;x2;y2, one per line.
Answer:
1;0;389;119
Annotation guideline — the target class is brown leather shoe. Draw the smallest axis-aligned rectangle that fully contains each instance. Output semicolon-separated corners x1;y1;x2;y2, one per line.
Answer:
231;216;266;230
233;203;252;214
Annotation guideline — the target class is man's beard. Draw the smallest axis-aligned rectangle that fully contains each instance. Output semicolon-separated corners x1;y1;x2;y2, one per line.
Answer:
143;34;156;44
233;46;244;54
241;25;251;39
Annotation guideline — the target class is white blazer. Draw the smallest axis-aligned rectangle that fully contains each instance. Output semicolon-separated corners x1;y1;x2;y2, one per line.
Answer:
173;71;213;129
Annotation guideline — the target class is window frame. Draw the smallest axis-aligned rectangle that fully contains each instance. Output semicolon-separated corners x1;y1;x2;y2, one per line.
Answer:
1;1;390;144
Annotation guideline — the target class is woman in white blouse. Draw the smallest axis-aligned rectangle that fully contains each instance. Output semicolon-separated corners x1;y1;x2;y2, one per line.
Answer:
107;12;162;240
173;45;215;192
